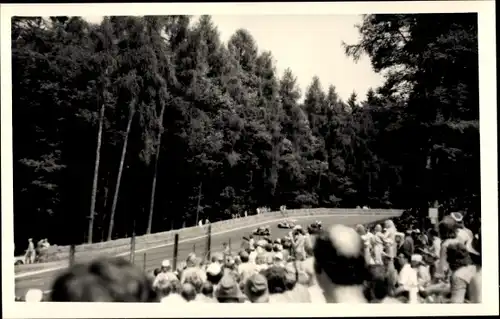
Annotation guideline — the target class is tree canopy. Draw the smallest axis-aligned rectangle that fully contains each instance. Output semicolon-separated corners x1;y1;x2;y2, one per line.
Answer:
11;14;479;250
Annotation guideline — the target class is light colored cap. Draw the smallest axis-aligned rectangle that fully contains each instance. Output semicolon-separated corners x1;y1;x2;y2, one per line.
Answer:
161;259;171;268
257;240;267;247
206;262;222;276
395;232;405;238
293;225;302;231
274;252;283;260
411;254;423;264
450;212;464;223
25;289;43;302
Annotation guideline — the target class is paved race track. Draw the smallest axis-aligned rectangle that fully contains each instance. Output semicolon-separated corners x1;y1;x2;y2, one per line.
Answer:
14;213;393;298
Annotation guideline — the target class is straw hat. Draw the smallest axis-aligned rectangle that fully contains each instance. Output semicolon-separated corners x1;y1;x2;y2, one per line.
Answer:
450;212;464;223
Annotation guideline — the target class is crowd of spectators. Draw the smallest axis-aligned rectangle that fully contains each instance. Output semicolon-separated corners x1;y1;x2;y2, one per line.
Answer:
19;211;481;304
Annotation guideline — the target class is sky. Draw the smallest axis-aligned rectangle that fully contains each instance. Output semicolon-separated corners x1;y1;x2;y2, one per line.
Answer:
84;15;384;102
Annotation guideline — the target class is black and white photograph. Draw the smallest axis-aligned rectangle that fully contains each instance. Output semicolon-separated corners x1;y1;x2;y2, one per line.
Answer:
1;1;497;317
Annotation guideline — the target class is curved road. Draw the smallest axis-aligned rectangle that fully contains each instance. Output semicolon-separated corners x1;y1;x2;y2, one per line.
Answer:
15;213;393;298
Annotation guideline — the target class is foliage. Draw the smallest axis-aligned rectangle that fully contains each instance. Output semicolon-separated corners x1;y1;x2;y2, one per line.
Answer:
11;14;479;249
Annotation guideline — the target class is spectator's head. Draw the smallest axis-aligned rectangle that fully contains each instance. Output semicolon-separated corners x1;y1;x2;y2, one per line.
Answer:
384;219;395;230
266;254;274;266
256;253;266;265
355;224;366;236
273;252;284;266
381;251;393;266
313;225;368;303
264;266;287;294
170;279;182;294
25;289;44;303
181;283;197;302
215;274;244;303
239;250;249;263
161;259;171;272
212;252;224;264
450;212;465;227
206;262;223;285
50;257;156;302
265;243;273;252
225;255;235;269
409;229;420;239
394;232;405;244
397;253;409;267
446;242;472;271
256;240;267;254
201;281;214;298
186;253;197;268
154;279;172;299
153;268;161;277
234;255;242;267
244;273;269;303
183;271;204;293
410;254;424;268
374;224;382;233
365;265;391;303
439;216;458;240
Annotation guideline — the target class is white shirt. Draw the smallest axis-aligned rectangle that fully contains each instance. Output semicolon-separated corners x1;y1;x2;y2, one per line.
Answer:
249;251;257;263
398;263;419;303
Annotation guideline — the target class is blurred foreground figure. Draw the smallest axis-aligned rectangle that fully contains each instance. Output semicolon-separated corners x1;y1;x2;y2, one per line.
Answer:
313;224;368;303
25;289;44;302
50;257;157;302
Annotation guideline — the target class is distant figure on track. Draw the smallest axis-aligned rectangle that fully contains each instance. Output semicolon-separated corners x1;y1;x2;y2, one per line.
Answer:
198;220;203;227
24;238;35;264
244;210;248;217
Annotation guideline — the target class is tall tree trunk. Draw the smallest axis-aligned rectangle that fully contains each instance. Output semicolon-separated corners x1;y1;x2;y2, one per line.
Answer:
107;105;136;241
195;181;203;226
146;103;166;234
87;103;106;244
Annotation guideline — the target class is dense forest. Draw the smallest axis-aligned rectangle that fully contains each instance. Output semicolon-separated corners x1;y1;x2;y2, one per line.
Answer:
11;14;479;251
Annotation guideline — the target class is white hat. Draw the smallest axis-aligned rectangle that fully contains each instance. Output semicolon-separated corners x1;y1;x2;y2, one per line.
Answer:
257;239;267;247
25;289;43;302
395;232;405;239
161;259;171;268
450;212;464;223
206;262;222;276
293;225;302;231
274;252;283;261
411;254;423;264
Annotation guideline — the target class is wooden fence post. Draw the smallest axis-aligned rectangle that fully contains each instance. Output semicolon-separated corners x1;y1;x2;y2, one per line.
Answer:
173;233;179;270
206;223;212;262
69;244;76;267
130;228;136;264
